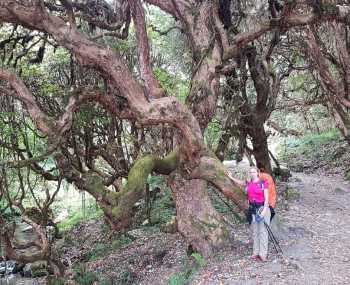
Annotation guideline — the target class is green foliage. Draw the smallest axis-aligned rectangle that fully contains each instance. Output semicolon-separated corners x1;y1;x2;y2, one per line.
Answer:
73;264;98;285
85;233;134;261
47;277;65;285
118;269;136;285
168;271;192;285
204;119;222;150
278;129;350;174
149;187;175;226
0;202;20;220
168;253;207;285
278;128;341;160
85;242;110;261
147;174;164;190
131;174;176;227
58;203;104;232
154;67;176;92
111;233;134;250
191;252;207;267
146;6;190;74
153;67;189;102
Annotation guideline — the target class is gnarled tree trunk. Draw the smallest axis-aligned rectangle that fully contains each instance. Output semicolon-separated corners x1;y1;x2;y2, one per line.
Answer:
170;175;230;256
251;124;273;174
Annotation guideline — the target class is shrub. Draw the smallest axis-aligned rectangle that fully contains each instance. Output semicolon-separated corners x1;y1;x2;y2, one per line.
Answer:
168;253;207;285
73;264;98;285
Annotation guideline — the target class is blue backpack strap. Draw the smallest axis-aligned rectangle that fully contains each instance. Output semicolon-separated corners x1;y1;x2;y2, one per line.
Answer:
245;180;249;193
259;179;265;191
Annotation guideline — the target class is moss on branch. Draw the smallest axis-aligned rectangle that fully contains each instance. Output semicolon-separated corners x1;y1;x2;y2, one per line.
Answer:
83;149;179;230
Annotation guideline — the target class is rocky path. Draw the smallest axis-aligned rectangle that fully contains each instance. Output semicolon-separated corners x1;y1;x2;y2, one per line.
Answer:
190;172;350;285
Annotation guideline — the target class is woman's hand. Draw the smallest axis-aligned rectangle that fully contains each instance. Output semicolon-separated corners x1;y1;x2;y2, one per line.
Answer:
260;206;268;218
225;169;245;187
224;168;233;179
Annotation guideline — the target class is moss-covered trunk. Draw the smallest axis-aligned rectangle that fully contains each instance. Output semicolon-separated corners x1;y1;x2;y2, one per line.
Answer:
57;150;179;231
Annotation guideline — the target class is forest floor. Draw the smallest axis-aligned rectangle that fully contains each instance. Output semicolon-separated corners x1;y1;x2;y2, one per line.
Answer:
52;131;350;284
55;168;350;285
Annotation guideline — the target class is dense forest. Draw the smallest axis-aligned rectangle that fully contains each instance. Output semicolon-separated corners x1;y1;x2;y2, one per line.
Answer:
0;1;349;284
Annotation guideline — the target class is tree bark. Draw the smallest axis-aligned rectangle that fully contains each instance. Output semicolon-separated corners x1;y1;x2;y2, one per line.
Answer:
329;102;350;145
305;26;350;145
169;174;231;257
245;46;276;173
171;2;235;253
251;124;273;174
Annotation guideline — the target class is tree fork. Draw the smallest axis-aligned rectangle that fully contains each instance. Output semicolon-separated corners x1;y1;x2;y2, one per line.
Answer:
80;150;180;231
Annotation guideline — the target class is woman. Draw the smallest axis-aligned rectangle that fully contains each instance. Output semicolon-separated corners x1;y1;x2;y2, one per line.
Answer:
228;167;270;261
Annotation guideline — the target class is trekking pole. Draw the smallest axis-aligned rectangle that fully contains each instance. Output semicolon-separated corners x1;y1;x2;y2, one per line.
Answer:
265;223;279;254
265;222;281;256
264;221;284;255
266;223;283;253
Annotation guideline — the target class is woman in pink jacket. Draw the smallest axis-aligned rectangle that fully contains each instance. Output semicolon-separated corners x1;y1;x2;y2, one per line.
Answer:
228;167;270;261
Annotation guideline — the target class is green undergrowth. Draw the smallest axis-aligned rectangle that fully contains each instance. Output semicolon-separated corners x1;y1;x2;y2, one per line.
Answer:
168;252;207;285
148;186;176;226
58;204;104;232
72;263;137;285
85;233;135;261
278;129;350;173
133;175;176;228
278;129;340;157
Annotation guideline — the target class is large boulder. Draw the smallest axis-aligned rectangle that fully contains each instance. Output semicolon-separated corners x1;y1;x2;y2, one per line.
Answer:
0;261;19;276
23;260;49;278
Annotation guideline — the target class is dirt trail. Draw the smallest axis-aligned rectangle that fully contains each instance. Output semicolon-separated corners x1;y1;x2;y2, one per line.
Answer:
190;172;350;285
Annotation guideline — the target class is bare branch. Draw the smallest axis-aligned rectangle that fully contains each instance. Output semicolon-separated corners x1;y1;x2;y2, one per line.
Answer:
129;0;164;99
143;0;177;17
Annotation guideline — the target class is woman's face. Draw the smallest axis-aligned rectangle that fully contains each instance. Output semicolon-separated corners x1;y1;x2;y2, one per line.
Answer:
249;168;259;180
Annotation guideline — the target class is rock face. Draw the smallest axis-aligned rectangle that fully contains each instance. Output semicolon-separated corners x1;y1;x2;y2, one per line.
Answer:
23;261;49;278
0;261;24;276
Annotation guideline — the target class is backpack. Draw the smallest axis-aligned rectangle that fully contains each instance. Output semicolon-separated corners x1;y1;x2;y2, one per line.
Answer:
259;173;277;209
